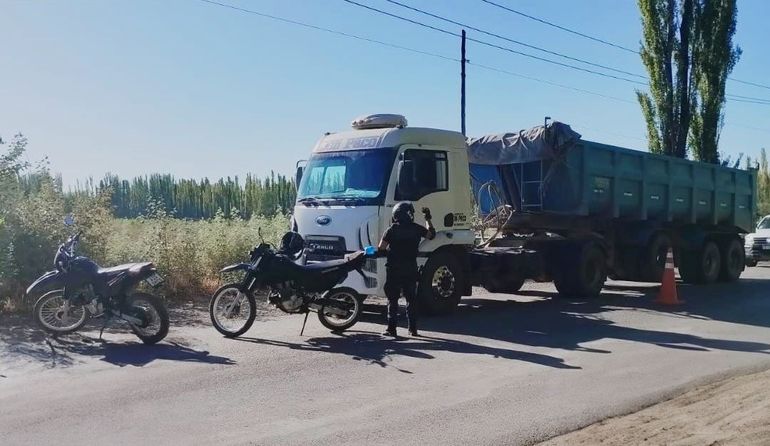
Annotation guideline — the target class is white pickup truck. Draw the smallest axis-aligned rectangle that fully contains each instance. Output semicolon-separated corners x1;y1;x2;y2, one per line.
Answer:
745;215;770;266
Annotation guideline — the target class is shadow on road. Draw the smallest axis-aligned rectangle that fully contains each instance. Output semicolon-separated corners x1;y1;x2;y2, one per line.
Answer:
52;338;237;367
236;331;580;373
323;275;770;369
0;318;235;369
423;276;770;358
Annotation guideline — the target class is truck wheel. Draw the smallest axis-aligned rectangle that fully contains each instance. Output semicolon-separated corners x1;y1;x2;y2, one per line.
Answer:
641;233;672;282
554;243;607;298
419;252;464;315
718;238;744;282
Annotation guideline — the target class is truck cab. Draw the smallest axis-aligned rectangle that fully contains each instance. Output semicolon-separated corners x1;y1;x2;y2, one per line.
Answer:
293;114;475;313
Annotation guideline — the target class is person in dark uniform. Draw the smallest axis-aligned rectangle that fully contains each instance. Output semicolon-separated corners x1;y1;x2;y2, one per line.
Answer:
377;202;435;337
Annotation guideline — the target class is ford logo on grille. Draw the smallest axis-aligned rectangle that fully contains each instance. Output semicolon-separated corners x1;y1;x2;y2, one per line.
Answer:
316;215;331;226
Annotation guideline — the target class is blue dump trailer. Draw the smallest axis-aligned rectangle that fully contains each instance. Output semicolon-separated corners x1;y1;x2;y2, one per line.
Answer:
467;123;757;297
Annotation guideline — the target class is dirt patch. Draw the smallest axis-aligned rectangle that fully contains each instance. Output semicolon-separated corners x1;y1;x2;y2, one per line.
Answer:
541;368;770;446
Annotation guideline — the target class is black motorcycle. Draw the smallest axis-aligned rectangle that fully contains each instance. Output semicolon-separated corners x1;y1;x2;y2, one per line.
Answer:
209;232;368;338
26;230;169;344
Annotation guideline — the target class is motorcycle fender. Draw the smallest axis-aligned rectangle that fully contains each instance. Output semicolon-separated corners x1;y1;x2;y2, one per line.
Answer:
220;263;251;273
26;270;62;297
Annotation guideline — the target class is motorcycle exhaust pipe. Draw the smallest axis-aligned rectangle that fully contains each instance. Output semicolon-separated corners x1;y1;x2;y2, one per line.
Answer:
307;302;348;317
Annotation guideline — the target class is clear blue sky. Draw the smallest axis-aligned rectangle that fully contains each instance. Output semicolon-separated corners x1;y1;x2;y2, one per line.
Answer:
2;0;769;187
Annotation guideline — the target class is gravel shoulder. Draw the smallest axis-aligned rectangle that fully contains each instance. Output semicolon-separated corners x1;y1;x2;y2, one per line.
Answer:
541;367;770;446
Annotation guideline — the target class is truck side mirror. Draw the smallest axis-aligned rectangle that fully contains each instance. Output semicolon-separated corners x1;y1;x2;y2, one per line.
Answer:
397;159;416;200
295;160;306;188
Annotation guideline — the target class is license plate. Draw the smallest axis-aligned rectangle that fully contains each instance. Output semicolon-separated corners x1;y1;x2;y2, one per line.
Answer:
145;272;164;287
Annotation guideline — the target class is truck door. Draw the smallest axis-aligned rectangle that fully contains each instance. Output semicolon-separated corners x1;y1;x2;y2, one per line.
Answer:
395;148;452;231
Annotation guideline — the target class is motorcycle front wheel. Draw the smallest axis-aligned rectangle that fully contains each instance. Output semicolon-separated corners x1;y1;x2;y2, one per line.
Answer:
209;283;256;338
317;287;362;332
126;293;169;345
34;290;90;334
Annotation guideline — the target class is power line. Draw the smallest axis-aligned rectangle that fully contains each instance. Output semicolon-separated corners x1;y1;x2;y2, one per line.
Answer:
356;0;770;105
480;0;639;54
341;0;647;85
481;0;770;92
726;93;770;104
383;0;645;79
197;0;770;131
730;78;770;91
196;0;457;63
196;0;637;105
469;62;636;104
726;96;770;106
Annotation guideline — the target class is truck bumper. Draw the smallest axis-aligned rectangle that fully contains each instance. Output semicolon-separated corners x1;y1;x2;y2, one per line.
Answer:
745;244;770;262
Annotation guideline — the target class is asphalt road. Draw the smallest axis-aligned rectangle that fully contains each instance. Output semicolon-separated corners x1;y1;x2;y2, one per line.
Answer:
3;266;770;446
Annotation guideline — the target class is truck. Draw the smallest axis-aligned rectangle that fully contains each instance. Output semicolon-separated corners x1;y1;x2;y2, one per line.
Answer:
745;215;770;266
292;114;757;314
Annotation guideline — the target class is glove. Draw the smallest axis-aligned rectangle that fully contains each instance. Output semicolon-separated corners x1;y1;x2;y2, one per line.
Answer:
421;207;432;221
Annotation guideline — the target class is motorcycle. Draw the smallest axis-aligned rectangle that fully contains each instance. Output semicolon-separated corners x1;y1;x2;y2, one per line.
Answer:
26;225;169;345
209;231;369;338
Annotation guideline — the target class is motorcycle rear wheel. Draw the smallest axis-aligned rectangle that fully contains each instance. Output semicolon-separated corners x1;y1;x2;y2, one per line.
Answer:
126;293;169;345
317;288;362;332
209;283;256;338
34;290;90;334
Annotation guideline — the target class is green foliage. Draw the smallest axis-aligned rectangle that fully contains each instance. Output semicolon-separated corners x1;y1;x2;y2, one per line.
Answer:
636;0;740;163
689;0;741;164
81;172;296;220
757;148;770;217
1;135;292;313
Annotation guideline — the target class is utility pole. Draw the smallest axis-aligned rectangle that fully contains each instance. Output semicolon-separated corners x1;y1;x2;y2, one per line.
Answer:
461;29;467;136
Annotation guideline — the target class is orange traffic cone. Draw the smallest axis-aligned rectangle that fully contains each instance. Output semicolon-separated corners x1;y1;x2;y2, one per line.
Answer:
655;248;683;305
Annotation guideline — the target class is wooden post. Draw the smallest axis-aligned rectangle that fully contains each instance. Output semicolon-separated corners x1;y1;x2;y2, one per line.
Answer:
461;29;466;136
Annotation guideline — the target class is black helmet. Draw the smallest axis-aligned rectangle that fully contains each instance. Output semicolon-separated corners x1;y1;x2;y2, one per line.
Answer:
392;202;415;224
279;231;305;258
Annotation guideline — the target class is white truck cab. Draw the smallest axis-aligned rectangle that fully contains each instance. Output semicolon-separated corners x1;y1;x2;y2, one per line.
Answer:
293;114;475;313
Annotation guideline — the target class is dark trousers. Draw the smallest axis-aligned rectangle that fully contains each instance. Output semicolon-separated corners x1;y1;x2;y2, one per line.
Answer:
384;268;418;331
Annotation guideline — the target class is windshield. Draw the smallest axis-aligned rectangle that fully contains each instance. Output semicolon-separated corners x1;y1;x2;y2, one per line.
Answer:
297;148;397;205
758;217;770;230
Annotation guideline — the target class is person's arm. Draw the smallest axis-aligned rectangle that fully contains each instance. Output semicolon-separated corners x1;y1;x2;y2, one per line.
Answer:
377;227;391;257
422;207;436;240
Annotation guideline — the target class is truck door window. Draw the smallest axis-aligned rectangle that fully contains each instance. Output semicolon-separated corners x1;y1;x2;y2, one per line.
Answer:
397;150;449;200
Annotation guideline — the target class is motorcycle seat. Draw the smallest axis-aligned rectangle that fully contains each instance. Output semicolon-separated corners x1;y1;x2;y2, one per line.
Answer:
98;262;154;278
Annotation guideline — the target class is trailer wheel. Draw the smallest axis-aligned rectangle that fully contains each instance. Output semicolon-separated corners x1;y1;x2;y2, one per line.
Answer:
418;251;464;315
483;275;525;294
700;241;722;284
641;233;672;282
554;242;607;298
677;250;700;284
718;238;744;282
680;241;721;284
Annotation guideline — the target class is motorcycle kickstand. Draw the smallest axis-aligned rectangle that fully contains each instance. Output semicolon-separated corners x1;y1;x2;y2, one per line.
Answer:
99;316;112;341
299;311;310;337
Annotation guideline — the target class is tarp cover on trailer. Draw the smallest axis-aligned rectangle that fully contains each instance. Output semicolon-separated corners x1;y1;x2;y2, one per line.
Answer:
467;121;581;165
